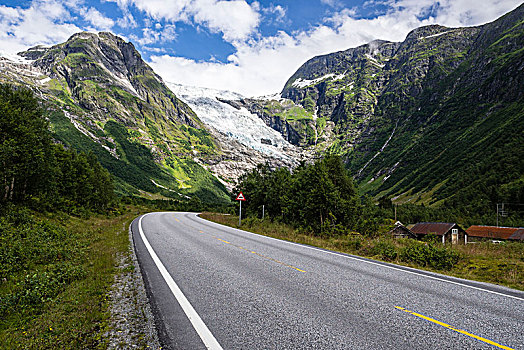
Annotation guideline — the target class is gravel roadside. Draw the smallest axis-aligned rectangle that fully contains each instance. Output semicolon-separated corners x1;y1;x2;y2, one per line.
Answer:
103;224;161;349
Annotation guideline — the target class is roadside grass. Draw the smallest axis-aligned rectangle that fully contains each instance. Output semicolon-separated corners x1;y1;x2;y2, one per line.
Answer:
200;213;524;291
0;205;145;349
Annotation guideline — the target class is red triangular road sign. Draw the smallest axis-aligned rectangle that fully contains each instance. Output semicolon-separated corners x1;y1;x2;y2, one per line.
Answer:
236;192;246;201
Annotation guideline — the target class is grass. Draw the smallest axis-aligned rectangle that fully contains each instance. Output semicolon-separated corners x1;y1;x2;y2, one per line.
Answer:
262;100;314;121
200;213;524;291
0;205;147;349
0;204;520;350
276;106;313;121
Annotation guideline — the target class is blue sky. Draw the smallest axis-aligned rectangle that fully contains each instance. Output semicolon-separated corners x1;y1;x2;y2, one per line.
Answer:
0;0;522;95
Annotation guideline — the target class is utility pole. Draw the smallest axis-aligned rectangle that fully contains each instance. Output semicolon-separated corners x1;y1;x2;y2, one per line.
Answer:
497;203;508;227
497;203;499;227
394;204;397;222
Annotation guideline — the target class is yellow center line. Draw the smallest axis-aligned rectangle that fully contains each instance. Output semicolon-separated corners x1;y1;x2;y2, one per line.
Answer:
249;250;306;273
262;254;306;273
175;218;180;222
200;231;305;273
394;306;515;350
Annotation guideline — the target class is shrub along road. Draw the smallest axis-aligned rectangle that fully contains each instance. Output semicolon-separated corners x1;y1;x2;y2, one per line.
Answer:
132;212;524;350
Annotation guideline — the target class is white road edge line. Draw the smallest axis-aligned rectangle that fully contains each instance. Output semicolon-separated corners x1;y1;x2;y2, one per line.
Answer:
194;214;524;302
139;214;223;350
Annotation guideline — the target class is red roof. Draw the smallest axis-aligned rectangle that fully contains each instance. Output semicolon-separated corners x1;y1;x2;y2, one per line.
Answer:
466;226;522;240
410;223;456;236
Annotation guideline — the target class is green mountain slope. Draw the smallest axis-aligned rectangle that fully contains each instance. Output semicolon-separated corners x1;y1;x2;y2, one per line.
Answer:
260;4;524;214
348;5;524;210
0;32;229;203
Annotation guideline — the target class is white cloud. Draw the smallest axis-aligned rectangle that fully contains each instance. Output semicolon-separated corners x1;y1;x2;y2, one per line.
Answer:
150;0;523;96
116;11;137;28
120;0;190;21
0;0;81;55
80;7;114;31
321;0;342;8
134;24;177;45
262;4;286;23
191;0;260;42
113;0;260;42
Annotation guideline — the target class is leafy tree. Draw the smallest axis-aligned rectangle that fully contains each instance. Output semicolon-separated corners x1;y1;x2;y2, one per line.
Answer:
235;154;362;234
0;84;114;211
0;84;54;203
265;167;291;219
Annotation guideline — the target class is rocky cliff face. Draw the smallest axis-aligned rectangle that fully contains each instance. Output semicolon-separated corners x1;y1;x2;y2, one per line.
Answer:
276;25;481;154
232;97;319;147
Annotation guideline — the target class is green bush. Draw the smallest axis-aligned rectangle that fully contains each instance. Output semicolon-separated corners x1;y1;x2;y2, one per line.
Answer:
370;240;398;261
0;208;73;279
343;236;363;251
242;216;263;228
0;206;87;319
0;263;86;317
399;241;460;270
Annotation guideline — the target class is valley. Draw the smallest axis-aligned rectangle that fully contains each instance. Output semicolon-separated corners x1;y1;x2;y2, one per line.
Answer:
1;2;523;350
0;4;522;217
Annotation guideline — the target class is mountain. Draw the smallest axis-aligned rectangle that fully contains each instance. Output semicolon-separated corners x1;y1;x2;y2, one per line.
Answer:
0;4;522;213
0;32;232;202
0;32;315;201
243;4;524;213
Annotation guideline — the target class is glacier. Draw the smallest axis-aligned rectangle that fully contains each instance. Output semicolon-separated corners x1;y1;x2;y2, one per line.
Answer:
167;83;300;162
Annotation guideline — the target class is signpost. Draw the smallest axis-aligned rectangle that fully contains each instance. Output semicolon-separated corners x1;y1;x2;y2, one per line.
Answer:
236;192;246;226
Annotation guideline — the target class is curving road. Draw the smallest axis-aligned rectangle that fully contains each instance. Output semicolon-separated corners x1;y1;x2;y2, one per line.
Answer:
131;212;524;350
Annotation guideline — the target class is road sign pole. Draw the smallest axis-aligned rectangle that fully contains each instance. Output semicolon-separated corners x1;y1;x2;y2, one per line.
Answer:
235;191;245;226
239;200;242;226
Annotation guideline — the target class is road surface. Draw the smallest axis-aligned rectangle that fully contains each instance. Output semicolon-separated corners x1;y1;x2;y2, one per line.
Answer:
131;212;523;349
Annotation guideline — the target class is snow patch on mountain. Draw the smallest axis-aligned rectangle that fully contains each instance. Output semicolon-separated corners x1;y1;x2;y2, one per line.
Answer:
291;72;347;88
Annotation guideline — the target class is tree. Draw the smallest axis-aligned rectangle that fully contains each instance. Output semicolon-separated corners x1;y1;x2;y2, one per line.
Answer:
0;84;114;211
235;154;362;234
265;167;291;219
0;84;54;203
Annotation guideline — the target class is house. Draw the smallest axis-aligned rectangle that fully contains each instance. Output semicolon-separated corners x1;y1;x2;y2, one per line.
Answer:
388;221;417;239
410;222;467;244
466;226;524;242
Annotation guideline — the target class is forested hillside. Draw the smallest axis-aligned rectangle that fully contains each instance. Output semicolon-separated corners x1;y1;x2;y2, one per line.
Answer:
0;83;127;348
0;84;113;211
0;32;229;204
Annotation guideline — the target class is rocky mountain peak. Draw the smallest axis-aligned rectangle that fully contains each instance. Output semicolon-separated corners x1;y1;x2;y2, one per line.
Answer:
263;3;524;209
19;31;159;99
15;31;202;128
403;24;451;42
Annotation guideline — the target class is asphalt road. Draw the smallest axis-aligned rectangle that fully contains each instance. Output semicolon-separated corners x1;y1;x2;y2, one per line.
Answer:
131;212;524;350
